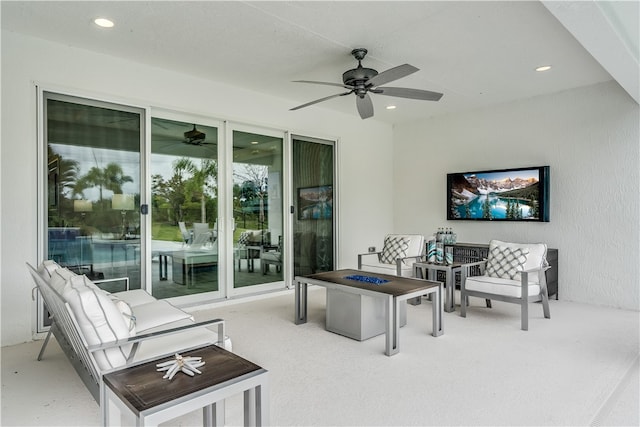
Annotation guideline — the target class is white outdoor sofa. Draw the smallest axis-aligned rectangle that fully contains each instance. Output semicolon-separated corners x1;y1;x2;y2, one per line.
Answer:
26;260;231;407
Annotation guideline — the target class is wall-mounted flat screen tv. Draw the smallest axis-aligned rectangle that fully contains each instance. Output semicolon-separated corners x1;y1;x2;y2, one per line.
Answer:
447;166;549;222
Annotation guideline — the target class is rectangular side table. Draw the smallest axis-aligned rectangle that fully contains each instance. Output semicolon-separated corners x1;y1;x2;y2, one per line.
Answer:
102;345;268;426
414;261;463;313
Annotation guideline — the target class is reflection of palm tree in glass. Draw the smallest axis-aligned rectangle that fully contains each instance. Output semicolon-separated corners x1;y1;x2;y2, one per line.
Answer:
173;158;217;223
75;162;133;202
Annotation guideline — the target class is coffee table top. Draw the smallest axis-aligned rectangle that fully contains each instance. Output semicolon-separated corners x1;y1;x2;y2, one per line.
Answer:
103;345;263;414
298;269;439;297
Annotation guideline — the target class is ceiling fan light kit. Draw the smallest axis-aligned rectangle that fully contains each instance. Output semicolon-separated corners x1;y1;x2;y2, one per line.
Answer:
291;48;443;119
184;124;206;145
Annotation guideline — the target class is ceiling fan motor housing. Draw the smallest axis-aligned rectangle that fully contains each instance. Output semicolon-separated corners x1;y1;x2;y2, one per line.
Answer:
342;67;378;88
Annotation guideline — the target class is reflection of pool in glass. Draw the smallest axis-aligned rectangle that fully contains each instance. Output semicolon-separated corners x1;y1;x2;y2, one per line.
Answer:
456;195;532;219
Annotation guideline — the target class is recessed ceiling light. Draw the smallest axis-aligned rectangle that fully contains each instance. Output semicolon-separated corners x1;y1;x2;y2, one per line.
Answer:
250;141;259;145
386;105;397;110
94;18;114;28
535;65;552;72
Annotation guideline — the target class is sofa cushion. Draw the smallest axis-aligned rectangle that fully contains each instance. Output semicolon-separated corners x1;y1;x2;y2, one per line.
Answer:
130;300;195;333
49;267;77;294
379;235;410;264
62;275;133;371
108;295;136;333
486;246;529;280
38;260;61;280
112;289;158;307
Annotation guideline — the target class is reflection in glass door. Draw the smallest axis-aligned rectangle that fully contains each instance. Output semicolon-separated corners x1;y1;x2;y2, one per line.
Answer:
292;136;335;275
44;93;143;291
232;128;284;292
150;117;221;300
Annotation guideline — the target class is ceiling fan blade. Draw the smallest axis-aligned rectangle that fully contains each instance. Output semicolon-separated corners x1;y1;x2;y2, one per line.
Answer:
290;91;353;111
376;86;443;101
293;80;353;90
367;64;418;88
356;94;374;119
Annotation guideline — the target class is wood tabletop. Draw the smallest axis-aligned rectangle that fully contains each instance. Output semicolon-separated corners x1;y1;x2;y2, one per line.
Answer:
298;269;440;297
103;345;263;414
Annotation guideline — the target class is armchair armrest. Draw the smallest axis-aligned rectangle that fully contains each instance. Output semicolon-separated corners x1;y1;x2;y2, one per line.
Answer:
357;251;382;269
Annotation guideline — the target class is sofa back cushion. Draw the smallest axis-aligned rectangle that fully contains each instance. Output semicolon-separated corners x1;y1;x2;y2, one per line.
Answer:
62;275;133;371
37;260;61;281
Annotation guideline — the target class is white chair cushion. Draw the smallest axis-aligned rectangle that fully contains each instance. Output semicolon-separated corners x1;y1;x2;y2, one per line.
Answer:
261;251;281;262
62;275;133;371
486;246;529;280
465;275;541;298
359;260;414;277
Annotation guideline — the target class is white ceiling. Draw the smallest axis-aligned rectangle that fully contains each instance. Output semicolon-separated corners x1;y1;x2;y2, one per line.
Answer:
2;1;638;124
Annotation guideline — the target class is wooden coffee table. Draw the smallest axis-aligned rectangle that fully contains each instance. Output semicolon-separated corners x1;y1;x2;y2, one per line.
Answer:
101;345;268;426
295;269;443;356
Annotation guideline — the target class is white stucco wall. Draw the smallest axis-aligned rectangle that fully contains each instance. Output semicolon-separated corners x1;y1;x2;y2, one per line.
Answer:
393;81;640;310
0;31;394;346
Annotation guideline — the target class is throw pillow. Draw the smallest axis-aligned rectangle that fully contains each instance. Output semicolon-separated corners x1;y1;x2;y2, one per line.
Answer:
379;236;410;264
49;267;77;294
486;246;529;280
238;231;250;245
108;295;136;334
38;260;61;280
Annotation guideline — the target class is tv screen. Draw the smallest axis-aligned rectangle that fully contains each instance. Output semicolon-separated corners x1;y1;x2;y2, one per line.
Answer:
447;166;549;222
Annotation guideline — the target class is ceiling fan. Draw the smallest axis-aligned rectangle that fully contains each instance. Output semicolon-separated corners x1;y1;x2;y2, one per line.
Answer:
182;124;209;145
290;48;443;119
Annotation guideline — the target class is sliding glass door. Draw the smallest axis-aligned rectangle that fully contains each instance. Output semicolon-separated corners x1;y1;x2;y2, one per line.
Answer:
150;115;222;300
292;136;335;275
44;92;143;291
230;125;284;294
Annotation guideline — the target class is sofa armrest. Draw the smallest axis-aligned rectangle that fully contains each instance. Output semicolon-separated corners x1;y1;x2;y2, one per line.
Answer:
87;318;225;360
358;252;382;269
93;276;130;292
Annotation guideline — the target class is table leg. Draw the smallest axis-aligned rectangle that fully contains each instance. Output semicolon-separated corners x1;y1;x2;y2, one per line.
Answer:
445;268;455;313
294;281;308;324
244;388;256;427
159;255;167;281
203;401;224;427
431;285;444;337
385;296;399;356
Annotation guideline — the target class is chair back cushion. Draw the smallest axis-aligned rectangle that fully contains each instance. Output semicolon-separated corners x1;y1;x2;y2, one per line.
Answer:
487;240;547;283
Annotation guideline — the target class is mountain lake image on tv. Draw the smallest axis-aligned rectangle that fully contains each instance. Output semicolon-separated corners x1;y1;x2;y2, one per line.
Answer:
447;166;549;222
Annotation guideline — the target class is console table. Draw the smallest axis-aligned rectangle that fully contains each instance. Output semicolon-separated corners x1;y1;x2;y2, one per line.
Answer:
447;243;559;299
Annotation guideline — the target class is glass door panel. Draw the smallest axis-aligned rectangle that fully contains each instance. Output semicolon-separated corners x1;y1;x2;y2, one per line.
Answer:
150;117;221;299
45;93;143;290
232;128;284;291
292;137;335;275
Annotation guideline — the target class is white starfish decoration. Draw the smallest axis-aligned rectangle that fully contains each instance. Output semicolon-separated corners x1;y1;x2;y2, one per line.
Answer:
156;353;205;380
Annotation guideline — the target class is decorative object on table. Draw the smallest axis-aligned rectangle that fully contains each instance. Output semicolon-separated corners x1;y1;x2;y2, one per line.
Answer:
445;246;454;265
427;239;436;263
156;353;205;380
345;274;389;285
436;241;444;264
